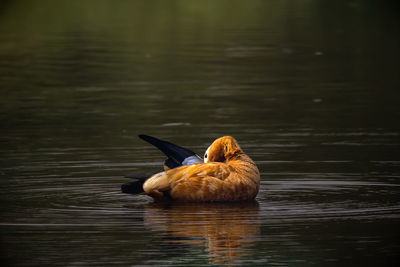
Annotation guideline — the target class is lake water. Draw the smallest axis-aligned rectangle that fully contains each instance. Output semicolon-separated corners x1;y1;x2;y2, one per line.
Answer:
1;1;399;266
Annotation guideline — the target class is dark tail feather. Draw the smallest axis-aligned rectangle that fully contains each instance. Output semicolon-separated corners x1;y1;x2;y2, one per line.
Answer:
139;134;198;167
121;173;151;194
121;180;145;194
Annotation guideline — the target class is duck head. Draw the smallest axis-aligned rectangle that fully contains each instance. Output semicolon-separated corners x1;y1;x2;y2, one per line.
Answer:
204;136;242;163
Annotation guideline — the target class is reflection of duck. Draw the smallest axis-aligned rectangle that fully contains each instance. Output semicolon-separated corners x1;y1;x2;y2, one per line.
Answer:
122;135;260;202
144;201;260;265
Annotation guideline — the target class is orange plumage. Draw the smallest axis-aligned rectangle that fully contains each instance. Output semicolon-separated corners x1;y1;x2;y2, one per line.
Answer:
142;136;260;202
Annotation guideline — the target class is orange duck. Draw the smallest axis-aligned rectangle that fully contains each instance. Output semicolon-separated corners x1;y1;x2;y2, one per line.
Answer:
122;135;260;202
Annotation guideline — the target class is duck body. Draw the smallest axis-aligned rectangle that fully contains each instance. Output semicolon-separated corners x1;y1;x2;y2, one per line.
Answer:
122;135;260;202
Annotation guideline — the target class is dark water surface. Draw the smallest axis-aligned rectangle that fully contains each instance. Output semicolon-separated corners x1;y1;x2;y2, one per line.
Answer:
1;1;400;266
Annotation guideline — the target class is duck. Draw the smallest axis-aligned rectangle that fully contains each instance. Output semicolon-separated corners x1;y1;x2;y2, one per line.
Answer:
121;135;260;202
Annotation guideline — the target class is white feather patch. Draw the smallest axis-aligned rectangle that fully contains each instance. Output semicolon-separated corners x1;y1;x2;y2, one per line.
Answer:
204;146;211;163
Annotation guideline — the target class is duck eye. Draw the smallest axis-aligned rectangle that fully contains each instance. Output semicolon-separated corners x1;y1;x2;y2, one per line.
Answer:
205;154;208;158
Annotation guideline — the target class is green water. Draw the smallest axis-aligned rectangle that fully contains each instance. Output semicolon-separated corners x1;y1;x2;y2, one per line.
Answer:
1;1;399;266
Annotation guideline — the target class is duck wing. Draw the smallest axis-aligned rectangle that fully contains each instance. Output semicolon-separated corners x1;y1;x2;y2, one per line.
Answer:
139;134;203;169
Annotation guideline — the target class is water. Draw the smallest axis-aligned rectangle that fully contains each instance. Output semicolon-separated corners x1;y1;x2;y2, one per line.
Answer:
1;0;400;266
